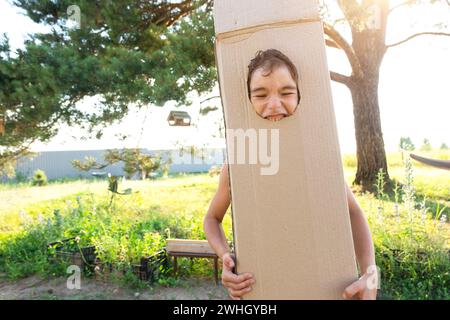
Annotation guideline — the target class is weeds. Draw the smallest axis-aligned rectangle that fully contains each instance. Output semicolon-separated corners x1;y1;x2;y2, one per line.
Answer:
0;157;448;298
369;153;449;299
0;175;227;288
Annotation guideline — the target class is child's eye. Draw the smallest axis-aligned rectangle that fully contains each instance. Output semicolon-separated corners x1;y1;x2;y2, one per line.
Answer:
254;95;266;98
282;93;294;96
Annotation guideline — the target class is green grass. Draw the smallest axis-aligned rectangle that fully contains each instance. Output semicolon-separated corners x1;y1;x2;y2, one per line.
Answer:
0;152;449;299
343;151;450;299
0;174;232;284
343;151;450;216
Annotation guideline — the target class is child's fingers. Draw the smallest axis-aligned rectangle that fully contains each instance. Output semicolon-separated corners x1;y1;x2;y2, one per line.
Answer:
224;278;255;291
229;286;253;298
343;278;366;299
229;293;242;300
222;254;235;269
361;287;377;300
222;271;254;290
222;271;253;284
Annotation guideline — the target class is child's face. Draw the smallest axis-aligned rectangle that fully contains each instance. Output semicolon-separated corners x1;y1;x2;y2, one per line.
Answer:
249;65;299;122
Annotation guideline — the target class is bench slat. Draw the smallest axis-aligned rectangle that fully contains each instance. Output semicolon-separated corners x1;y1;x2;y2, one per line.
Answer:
166;239;216;255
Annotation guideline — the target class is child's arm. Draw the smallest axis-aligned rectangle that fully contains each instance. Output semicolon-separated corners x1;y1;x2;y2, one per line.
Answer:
203;163;233;258
343;183;378;300
346;183;376;274
203;163;255;300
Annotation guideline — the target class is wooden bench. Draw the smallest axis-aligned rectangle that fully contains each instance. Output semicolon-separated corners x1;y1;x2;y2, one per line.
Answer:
166;239;219;285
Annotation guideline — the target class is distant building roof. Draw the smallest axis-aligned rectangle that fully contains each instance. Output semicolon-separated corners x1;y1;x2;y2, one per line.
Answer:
167;111;191;126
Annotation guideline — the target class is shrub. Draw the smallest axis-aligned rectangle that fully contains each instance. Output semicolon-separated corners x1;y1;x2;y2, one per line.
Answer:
32;169;47;186
342;154;357;168
208;165;221;177
15;171;29;184
0;170;447;298
369;156;450;299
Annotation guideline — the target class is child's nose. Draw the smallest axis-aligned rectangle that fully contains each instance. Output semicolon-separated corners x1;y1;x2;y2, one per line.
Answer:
264;97;286;114
267;96;282;108
267;97;283;111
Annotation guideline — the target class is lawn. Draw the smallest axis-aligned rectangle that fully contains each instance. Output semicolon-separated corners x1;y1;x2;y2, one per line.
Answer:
0;152;449;299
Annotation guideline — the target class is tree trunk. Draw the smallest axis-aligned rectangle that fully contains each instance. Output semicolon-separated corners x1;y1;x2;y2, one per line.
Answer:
347;3;391;192
349;72;390;191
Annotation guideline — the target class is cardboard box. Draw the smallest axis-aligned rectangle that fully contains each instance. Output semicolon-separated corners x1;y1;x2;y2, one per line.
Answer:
213;0;358;299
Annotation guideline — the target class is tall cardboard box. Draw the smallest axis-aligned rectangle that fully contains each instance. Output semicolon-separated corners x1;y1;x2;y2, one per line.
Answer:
214;0;359;299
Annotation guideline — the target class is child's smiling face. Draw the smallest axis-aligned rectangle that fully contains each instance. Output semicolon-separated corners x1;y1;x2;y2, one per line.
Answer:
249;65;299;122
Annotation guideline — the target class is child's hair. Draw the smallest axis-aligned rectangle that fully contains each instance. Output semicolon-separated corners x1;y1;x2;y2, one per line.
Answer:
247;49;300;105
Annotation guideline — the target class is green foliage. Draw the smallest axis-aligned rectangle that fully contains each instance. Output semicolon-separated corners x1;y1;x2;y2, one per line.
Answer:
368;155;449;299
440;143;449;150
71;157;107;172
14;171;29;183
0;166;448;298
2;1;216;167
0;174;225;287
0;210;67;278
208;165;221;177
32;169;47;186
420;139;433;152
343;150;450;169
72;148;170;180
158;276;181;287
375;168;388;201
399;136;415;151
342;154;357;168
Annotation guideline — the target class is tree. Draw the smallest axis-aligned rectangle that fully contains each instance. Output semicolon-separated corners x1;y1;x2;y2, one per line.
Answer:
1;0;214;175
440;143;449;150
420;138;432;151
399;136;415;151
72;148;170;180
320;0;450;190
5;0;450;191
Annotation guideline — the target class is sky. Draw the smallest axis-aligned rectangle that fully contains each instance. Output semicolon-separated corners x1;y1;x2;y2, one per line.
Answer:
0;0;449;154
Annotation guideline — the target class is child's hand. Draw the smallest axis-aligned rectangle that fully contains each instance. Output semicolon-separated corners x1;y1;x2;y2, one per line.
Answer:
221;252;255;300
343;272;378;300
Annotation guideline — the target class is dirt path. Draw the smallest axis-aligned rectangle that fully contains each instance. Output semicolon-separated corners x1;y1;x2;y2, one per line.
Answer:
0;275;229;300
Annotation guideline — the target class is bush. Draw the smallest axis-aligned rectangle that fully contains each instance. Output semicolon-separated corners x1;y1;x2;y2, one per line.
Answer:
208;165;221;177
368;156;450;299
14;171;29;184
343;151;450;169
32;169;47;186
0;171;447;298
342;154;357;168
0;218;64;278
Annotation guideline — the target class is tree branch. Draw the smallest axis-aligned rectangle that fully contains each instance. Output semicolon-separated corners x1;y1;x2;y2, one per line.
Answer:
200;95;221;104
336;0;362;25
140;0;209;28
323;22;363;79
389;0;418;13
325;38;340;49
386;32;450;48
330;71;352;87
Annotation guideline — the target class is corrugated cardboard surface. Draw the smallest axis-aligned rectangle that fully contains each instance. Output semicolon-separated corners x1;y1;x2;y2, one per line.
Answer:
214;0;358;299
